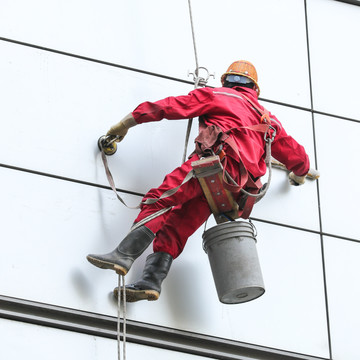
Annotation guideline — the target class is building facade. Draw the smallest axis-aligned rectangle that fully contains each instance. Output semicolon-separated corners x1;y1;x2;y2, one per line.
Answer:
0;0;359;359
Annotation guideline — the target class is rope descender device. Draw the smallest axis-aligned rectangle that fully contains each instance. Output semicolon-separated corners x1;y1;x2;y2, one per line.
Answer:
188;66;215;88
97;135;120;156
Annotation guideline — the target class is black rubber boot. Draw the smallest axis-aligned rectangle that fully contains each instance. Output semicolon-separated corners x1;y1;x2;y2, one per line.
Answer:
114;252;173;302
86;225;155;275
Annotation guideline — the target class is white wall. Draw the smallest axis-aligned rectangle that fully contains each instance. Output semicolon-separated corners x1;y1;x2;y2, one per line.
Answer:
1;0;359;359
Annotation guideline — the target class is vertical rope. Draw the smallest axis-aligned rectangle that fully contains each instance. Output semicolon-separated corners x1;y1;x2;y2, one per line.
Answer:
122;275;127;360
117;274;126;360
117;275;121;360
187;0;199;71
182;118;193;163
183;0;200;164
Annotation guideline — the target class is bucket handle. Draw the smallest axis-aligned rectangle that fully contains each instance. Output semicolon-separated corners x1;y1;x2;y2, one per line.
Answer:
203;218;209;233
202;219;258;253
249;219;257;237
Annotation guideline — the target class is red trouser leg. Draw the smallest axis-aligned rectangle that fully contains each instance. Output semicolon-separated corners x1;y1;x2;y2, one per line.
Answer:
133;155;212;258
153;195;211;258
133;153;243;259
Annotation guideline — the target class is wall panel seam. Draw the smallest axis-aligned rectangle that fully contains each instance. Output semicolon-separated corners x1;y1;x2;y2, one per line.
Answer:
333;0;360;6
0;162;144;197
304;1;332;358
1;162;358;243
0;36;359;123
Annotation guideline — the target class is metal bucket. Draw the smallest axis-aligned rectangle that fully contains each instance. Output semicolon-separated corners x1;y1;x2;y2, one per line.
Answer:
202;221;265;304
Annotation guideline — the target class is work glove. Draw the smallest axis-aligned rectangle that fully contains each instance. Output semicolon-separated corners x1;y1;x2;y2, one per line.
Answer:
289;172;306;186
106;113;137;142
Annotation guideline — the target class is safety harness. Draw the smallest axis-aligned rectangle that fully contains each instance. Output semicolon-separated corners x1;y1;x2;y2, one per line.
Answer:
100;93;276;227
191;93;276;223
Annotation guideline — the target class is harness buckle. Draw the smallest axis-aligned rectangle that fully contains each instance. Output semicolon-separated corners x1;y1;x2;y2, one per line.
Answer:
214;144;226;161
217;149;226;161
260;113;271;124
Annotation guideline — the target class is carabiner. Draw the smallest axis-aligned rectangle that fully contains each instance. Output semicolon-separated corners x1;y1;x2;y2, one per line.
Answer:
264;125;276;143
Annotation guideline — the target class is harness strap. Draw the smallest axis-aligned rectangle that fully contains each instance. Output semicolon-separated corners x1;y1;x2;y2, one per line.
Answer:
220;152;248;193
101;148;195;209
101;148;190;231
141;170;195;205
191;155;239;223
227;123;271;134
219;91;276;201
101;149;140;210
240;92;272;124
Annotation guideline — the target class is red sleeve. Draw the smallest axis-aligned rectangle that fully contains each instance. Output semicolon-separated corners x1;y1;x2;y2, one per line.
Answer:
270;120;310;176
132;87;214;124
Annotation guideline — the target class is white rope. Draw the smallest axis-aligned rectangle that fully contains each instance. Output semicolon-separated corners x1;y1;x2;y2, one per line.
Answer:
117;274;126;360
184;2;215;163
117;274;121;360
122;275;127;360
187;0;199;71
182;117;193;164
182;0;199;164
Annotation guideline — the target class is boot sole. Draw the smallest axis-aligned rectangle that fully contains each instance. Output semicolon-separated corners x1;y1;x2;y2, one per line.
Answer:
114;288;159;302
86;255;128;276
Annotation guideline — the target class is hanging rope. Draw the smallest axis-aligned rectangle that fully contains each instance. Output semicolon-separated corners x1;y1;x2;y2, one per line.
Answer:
183;1;214;163
183;0;198;164
182;67;214;163
187;0;199;71
117;274;127;360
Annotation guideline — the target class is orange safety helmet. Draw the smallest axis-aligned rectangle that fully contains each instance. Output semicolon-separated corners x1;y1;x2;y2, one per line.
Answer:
221;60;260;95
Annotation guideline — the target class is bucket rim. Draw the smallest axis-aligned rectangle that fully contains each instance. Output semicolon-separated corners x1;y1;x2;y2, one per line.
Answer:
203;234;257;253
203;220;256;235
202;221;257;253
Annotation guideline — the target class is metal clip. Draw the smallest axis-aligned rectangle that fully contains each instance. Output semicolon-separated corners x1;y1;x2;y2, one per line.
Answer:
188;67;215;88
264;125;276;143
97;135;119;155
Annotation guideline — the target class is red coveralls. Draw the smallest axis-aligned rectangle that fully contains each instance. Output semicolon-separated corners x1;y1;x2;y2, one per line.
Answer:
131;86;309;259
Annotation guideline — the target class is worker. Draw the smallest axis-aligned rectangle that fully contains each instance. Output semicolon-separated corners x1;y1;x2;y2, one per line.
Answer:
87;60;310;302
